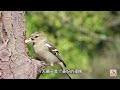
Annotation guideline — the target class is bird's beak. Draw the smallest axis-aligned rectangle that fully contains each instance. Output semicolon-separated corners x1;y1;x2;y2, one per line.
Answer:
25;38;32;43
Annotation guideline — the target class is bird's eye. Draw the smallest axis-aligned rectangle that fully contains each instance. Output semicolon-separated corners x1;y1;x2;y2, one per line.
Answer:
31;38;34;40
35;36;38;38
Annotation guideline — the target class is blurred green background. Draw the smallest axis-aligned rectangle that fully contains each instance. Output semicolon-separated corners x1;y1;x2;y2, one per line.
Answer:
26;11;120;79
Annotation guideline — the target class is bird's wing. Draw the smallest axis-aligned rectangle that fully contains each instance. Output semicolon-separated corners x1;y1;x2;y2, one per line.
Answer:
44;41;66;67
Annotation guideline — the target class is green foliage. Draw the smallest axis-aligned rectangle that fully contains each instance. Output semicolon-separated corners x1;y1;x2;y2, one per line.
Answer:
26;11;120;79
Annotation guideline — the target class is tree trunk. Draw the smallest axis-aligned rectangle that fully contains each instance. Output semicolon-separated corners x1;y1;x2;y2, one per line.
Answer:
0;11;42;79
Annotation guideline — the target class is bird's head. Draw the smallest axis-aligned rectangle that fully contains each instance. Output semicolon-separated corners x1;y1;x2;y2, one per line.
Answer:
25;32;47;45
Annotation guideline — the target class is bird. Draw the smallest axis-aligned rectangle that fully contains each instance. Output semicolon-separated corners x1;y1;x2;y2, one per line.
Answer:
25;32;71;79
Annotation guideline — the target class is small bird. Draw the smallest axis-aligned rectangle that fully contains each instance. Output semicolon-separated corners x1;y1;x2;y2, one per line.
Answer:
25;32;71;79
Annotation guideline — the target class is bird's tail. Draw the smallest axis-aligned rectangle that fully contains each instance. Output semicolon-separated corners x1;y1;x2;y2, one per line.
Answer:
58;62;72;79
65;72;72;79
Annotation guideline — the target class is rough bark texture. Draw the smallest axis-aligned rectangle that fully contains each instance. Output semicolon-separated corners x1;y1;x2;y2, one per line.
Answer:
0;11;42;79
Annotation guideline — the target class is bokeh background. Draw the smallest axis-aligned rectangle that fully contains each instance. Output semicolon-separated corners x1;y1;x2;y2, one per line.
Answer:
26;11;120;79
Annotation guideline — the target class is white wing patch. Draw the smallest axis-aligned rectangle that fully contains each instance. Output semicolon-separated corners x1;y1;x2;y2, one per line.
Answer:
52;49;58;52
45;43;58;52
45;42;66;67
45;43;51;47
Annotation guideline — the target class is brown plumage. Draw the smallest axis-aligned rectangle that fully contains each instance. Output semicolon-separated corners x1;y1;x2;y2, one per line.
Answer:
25;32;71;79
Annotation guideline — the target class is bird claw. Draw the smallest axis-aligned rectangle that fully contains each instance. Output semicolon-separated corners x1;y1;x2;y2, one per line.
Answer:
40;61;47;69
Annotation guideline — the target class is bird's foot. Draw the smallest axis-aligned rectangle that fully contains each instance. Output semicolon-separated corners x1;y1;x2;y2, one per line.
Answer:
39;61;46;69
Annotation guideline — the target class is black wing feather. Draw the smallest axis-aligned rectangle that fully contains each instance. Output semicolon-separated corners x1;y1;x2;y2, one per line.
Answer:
45;42;66;67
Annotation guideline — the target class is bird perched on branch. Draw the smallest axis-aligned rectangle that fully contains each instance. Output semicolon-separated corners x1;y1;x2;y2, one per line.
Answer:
25;32;71;79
